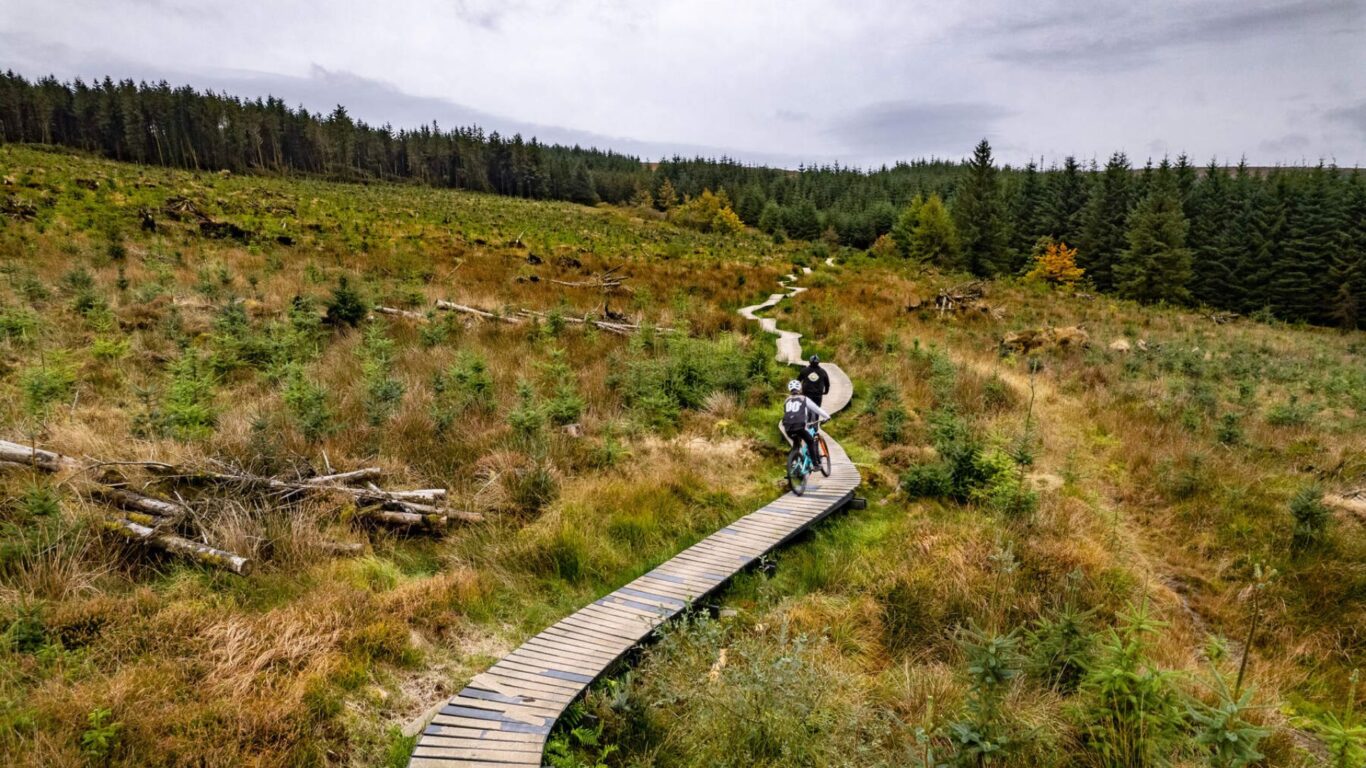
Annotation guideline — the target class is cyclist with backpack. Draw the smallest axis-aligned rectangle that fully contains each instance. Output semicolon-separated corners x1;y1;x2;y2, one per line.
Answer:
798;355;830;406
782;379;831;468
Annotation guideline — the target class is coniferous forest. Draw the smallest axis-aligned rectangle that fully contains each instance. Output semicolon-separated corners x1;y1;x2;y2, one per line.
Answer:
2;72;1363;328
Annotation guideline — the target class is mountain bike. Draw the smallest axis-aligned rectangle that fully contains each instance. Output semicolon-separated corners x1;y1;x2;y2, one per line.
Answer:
786;423;831;496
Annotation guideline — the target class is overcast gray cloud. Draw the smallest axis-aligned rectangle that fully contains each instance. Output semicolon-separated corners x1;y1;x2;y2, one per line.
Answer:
2;0;1363;167
830;102;1013;158
985;0;1362;70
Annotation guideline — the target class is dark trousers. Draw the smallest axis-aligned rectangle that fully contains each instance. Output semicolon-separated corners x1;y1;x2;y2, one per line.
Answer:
804;392;824;407
785;426;821;468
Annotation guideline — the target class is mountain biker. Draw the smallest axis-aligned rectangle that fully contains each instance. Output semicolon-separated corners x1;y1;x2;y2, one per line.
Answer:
798;354;830;406
782;379;830;470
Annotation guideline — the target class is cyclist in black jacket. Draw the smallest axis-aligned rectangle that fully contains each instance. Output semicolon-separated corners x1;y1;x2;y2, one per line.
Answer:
798;355;830;406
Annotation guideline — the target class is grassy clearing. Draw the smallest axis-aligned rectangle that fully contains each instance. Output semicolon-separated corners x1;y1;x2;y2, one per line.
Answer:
3;146;1363;767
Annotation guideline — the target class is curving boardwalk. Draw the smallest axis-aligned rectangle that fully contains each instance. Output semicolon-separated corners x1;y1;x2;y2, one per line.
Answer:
409;269;859;768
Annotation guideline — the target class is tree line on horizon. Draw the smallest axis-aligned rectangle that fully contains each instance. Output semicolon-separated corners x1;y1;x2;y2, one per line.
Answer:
1;72;1362;328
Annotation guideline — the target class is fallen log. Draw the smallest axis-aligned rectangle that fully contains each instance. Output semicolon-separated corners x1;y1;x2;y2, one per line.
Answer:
305;467;385;486
90;487;189;526
105;517;252;576
319;541;366;557
374;306;426;321
513;308;652;335
360;482;446;502
0;439;79;472
435;300;522;324
354;504;448;529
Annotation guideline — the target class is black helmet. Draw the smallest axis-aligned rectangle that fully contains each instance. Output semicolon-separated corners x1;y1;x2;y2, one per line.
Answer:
809;354;820;364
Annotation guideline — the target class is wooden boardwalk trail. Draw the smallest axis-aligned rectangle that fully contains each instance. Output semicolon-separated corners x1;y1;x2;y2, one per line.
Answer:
409;269;858;767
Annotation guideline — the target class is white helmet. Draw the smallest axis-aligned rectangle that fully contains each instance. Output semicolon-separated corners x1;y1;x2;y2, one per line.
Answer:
787;379;801;393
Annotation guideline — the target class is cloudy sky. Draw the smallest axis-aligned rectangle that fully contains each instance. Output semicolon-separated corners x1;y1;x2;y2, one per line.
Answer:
3;0;1364;168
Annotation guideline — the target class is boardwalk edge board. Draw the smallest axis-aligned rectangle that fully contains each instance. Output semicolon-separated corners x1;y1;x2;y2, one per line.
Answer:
409;266;860;767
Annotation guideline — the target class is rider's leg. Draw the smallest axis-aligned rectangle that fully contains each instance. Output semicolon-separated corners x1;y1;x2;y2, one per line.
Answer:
800;428;821;467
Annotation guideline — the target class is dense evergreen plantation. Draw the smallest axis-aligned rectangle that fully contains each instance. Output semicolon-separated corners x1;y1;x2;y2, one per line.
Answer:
2;72;1363;328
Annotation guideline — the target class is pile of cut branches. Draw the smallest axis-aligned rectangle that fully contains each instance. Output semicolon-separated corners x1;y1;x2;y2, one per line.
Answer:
1;439;480;576
932;280;1002;318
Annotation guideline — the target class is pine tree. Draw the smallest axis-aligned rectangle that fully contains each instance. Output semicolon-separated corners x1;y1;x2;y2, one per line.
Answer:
1187;162;1240;308
1077;152;1133;291
1115;160;1193;304
1174;153;1198;210
629;181;653;208
735;185;765;225
1010;161;1049;270
953;139;1008;276
654;178;678;211
783;198;822;241
1270;166;1337;323
891;194;925;257
1334;171;1366;329
566;162;598;205
757;201;784;235
907;194;960;265
1239;172;1287;315
1045;156;1088;246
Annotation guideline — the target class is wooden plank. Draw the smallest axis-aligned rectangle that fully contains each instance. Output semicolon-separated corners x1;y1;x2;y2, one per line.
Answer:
650;560;737;582
554;612;651;642
628;576;704;601
670;548;745;569
682;541;754;563
493;657;596;685
504;641;607;668
508;639;609;669
651;557;732;579
646;560;729;583
414;736;544;753
440;702;552;729
550;611;646;640
412;737;540;754
621;574;700;599
473;668;581;697
420;723;546;743
411;758;540;768
612;586;689;610
580;599;671;623
690;542;761;563
728;517;795;535
454;689;567;718
657;553;740;574
519;636;622;666
713;524;780;544
427;712;549;735
631;573;709;599
710;530;780;550
466;669;573;698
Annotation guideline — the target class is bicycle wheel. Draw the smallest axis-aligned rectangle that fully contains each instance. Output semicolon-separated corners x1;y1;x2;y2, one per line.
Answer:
786;445;807;496
818;435;832;477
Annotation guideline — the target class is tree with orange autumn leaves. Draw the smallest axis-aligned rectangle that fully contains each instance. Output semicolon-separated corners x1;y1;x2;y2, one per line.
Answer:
1026;239;1085;286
